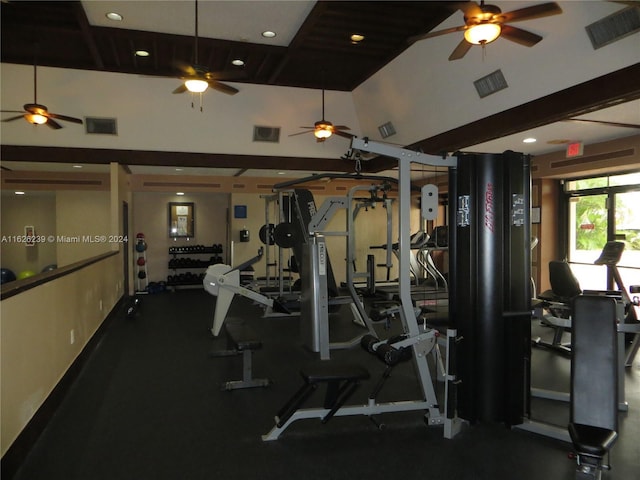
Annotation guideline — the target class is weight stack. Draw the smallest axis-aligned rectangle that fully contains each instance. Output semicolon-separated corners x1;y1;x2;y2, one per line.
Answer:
448;151;531;426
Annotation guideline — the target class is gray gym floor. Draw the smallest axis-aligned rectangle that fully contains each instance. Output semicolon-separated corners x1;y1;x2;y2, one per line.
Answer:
10;289;640;480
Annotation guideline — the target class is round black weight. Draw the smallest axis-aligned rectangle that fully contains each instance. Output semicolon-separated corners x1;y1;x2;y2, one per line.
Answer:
273;222;299;249
376;344;401;366
259;223;276;245
361;334;379;354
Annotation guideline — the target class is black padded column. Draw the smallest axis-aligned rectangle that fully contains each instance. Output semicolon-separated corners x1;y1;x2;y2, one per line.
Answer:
451;151;530;425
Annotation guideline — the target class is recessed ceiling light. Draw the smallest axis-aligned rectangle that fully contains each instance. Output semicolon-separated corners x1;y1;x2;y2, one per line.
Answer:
176;192;185;196
135;50;150;57
15;191;25;195
350;33;365;43
262;30;276;38
232;59;245;66
105;12;123;21
523;137;537;143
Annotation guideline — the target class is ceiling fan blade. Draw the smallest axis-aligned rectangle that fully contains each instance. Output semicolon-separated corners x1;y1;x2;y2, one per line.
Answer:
2;115;26;122
298;126;316;129
209;80;239;95
1;110;26;114
333;130;355;139
206;71;246;81
449;38;473;60
45;118;63;129
408;25;467;44
288;130;315;137
459;1;482;18
333;126;351;131
173;60;197;77
500;2;562;23
48;112;83;124
566;118;640;129
500;25;542;47
173;84;188;94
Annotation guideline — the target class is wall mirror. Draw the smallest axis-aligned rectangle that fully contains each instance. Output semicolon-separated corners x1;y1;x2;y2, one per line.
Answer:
168;202;195;238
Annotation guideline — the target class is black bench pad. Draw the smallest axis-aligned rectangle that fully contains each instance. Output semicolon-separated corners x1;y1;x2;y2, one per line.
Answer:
301;362;370;384
568;423;618;457
225;323;262;351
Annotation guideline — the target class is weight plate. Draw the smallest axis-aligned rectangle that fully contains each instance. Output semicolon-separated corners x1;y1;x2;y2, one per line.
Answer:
273;222;299;248
259;223;276;245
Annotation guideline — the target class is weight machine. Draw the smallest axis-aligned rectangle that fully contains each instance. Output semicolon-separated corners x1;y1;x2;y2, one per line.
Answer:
263;139;534;441
263;138;463;440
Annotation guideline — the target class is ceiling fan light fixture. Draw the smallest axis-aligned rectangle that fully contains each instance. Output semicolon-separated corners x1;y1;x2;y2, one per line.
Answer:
314;127;332;139
464;23;501;45
26;113;47;125
185;79;209;93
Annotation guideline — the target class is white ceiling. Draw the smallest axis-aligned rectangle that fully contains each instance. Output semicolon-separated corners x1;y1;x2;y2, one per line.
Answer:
81;1;315;47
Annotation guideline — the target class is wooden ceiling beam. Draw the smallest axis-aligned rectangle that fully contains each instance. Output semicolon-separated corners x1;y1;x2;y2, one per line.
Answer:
71;1;104;70
0;146;352;173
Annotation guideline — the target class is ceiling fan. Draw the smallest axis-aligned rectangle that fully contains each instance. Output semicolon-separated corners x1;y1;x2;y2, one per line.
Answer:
1;62;82;129
172;0;240;99
408;1;563;60
290;88;352;142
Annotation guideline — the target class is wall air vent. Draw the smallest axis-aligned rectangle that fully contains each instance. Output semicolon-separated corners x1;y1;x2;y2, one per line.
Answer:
473;69;508;98
85;117;117;135
378;121;396;139
585;6;640;50
253;126;280;143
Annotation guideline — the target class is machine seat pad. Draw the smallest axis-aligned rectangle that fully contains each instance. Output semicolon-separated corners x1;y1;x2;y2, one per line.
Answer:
568;423;618;457
225;323;262;351
301;362;370;384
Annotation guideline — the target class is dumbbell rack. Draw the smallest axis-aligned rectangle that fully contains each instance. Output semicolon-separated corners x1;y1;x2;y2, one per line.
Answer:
167;244;224;290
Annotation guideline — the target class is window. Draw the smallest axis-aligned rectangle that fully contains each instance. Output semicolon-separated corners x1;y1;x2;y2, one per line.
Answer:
565;171;640;291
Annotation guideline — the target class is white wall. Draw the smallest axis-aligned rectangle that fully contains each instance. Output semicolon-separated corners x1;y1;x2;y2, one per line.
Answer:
352;1;640;146
0;64;360;161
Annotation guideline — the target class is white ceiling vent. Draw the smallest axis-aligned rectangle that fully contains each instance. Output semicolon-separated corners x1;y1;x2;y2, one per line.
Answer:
585;6;640;50
378;121;396;139
473;70;508;98
253;126;280;143
85;117;117;135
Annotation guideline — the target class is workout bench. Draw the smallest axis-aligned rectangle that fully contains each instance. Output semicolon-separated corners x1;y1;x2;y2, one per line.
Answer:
210;322;270;391
569;295;618;480
263;361;370;440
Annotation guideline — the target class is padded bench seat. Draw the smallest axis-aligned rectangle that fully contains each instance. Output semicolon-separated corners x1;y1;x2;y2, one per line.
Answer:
225;323;262;352
210;322;270;391
568;424;618;458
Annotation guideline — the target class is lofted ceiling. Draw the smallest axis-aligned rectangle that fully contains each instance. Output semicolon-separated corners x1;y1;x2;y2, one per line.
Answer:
1;1;639;179
0;0;459;92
